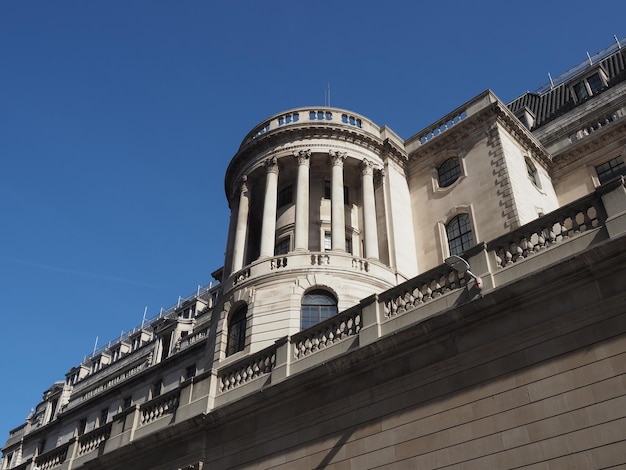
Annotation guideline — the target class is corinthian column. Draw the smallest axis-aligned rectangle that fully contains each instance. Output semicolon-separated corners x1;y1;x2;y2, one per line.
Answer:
329;150;347;251
361;159;379;260
259;157;279;258
293;150;311;250
231;176;250;273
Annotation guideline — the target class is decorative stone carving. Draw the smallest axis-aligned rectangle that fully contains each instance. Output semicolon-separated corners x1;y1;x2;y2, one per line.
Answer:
329;150;347;166
293;149;311;165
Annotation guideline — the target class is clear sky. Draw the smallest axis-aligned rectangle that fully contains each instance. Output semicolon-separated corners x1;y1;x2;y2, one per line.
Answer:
1;0;624;435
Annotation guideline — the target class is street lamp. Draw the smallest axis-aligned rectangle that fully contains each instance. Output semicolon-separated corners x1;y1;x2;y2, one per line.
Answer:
445;255;483;290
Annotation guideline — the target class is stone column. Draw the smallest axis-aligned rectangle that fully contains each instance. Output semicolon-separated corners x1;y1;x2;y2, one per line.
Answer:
361;159;379;260
294;150;311;250
330;150;347;251
259;157;279;258
231;176;250;273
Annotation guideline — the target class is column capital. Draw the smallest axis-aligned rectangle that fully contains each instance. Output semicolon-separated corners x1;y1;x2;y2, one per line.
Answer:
293;149;311;166
360;158;374;176
264;156;279;175
239;175;249;193
329;150;347;166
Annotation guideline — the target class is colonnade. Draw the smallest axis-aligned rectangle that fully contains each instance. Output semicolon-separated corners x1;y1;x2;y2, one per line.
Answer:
230;151;381;274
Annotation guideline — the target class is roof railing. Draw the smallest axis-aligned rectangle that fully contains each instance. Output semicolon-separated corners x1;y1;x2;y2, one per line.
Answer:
80;281;220;365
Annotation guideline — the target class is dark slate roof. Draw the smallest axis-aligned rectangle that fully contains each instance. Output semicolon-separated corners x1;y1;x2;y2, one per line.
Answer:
508;37;626;130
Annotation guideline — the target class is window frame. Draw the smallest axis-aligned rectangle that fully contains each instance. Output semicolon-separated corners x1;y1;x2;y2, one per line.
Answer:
300;289;338;330
277;185;293;208
595;156;626;185
226;305;247;356
437;157;462;188
525;157;540;188
445;213;474;257
274;236;290;255
569;68;608;103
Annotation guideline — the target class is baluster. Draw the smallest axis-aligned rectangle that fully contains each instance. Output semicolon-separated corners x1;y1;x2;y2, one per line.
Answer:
511;241;523;262
495;249;504;268
413;286;424;304
572;210;582;234
504;245;513;265
422;282;432;301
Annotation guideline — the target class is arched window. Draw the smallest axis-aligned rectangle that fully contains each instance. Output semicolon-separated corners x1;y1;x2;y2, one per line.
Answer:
226;305;247;356
437;158;462;188
446;214;474;256
301;290;338;330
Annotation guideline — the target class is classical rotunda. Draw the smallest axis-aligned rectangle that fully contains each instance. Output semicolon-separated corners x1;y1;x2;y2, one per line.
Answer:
217;108;417;356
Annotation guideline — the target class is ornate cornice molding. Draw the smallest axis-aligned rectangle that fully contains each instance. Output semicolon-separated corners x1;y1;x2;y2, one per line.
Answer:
551;121;626;173
225;123;405;196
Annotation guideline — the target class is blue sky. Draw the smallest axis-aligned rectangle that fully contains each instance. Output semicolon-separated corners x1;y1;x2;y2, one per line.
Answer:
1;0;624;434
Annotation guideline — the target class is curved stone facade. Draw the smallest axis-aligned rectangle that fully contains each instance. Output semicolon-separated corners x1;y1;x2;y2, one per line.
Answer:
219;107;415;354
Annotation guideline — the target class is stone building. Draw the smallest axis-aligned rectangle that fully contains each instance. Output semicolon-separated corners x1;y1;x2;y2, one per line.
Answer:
2;37;626;470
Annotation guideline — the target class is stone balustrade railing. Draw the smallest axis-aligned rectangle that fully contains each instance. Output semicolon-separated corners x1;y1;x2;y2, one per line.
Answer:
34;441;70;470
488;188;607;268
405;91;498;151
225;252;397;294
77;423;112;456
140;389;180;426
218;345;277;393
78;359;150;404
292;306;362;359
381;265;467;319
239;107;379;148
568;106;625;144
177;328;209;352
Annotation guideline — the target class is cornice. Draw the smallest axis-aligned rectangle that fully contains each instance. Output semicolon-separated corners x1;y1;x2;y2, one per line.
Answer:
407;101;552;169
491;102;552;168
225;124;389;195
551;121;626;173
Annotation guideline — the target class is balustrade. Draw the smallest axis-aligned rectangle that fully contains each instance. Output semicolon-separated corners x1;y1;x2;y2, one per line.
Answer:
311;254;330;265
77;423;112;455
490;194;604;268
382;268;466;318
569;107;625;143
232;267;250;286
218;347;276;393
270;257;288;269
34;441;70;470
351;258;369;271
140;390;180;425
178;328;209;352
293;308;361;359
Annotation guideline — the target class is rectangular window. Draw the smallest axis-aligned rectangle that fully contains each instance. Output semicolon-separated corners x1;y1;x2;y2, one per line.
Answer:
324;180;331;199
37;439;46;455
123;396;132;410
78;419;87;436
152;380;162;398
343;186;349;205
185;364;196;380
596;156;626;184
324;232;332;251
345;238;352;254
277;185;293;208
275;237;290;255
587;72;603;93
99;408;108;427
573;80;589;100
